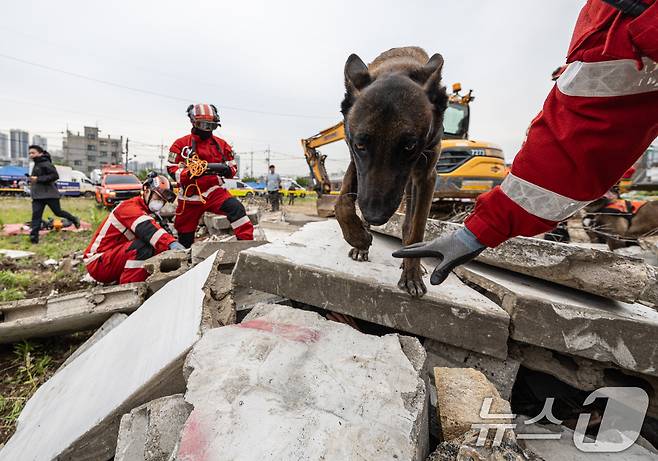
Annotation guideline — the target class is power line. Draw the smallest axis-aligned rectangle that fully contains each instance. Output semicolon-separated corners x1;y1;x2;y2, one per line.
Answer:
0;53;335;120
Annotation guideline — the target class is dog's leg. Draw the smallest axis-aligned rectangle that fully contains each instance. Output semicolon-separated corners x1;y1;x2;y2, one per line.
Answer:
599;216;629;250
398;163;437;297
335;160;372;261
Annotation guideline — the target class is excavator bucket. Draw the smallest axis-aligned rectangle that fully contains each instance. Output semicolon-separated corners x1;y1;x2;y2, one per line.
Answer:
316;194;338;217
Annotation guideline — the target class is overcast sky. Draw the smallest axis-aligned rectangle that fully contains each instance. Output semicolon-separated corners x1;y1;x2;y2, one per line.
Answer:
0;0;585;177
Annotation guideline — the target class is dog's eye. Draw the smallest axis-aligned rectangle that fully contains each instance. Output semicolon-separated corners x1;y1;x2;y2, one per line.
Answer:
403;141;417;151
354;142;366;151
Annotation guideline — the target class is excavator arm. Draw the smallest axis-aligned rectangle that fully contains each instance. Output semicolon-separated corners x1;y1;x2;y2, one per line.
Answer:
301;121;345;196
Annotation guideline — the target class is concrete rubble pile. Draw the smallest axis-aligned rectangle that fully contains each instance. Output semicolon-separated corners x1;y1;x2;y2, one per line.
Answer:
2;218;658;460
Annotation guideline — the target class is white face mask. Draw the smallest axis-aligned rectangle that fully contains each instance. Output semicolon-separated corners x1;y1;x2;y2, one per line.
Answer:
148;199;165;212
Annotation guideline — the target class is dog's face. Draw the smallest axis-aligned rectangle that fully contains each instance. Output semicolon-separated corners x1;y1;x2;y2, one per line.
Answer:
341;54;447;226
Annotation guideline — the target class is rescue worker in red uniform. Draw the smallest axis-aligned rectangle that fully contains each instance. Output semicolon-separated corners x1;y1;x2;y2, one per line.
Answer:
168;104;254;247
84;174;183;284
394;0;658;285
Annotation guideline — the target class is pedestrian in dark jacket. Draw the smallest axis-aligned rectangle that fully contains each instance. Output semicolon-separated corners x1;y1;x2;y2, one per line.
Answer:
28;145;79;244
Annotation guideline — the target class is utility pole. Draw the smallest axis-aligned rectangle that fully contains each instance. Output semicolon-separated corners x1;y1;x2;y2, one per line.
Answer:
124;137;129;170
265;145;270;170
159;144;165;173
250;151;254;178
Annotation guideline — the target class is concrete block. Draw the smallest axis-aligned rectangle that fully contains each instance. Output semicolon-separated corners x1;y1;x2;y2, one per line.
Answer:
372;213;658;305
199;258;236;327
115;394;192;461
457;262;658;377
190;239;266;266
176;304;429;461
0;283;146;344
0;254;219;461
434;367;513;442
144;249;191;294
57;313;128;373
425;339;520;400
233;220;510;359
203;209;260;233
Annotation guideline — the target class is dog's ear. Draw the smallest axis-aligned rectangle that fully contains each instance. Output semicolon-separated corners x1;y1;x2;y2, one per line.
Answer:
344;54;371;92
409;53;444;85
422;54;448;110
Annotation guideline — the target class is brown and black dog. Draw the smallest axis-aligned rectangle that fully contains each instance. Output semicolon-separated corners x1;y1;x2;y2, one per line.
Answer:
336;47;448;297
584;196;658;250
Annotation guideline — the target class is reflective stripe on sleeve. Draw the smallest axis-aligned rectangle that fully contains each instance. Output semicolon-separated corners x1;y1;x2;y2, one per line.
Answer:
557;58;658;97
130;215;153;232
500;173;591;222
149;228;167;247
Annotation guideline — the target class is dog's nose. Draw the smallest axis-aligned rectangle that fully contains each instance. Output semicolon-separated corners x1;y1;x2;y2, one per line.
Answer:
362;211;389;226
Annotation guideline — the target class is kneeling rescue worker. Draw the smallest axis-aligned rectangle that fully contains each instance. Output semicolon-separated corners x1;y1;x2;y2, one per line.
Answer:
168;103;254;248
84;174;184;284
394;0;658;283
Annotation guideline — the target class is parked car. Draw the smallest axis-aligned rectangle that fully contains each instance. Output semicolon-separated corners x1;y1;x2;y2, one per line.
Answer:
222;179;255;198
95;173;142;207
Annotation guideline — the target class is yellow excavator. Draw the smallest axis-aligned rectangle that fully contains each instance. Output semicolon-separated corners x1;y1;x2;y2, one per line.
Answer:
301;83;507;217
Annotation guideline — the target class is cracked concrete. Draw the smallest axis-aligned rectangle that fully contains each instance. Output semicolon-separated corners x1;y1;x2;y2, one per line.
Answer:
0;283;146;344
372;213;658;305
233;220;510;359
456;262;658;377
176;304;429;461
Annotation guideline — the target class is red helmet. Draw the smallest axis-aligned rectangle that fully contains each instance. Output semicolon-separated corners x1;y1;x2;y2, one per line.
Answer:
143;173;176;202
187;103;221;131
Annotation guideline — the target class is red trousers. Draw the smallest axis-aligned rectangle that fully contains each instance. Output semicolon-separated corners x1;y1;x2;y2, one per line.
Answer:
86;241;149;284
174;187;254;240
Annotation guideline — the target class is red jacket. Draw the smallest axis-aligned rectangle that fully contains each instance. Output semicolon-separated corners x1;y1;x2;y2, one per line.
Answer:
84;196;176;264
568;0;658;65
167;132;237;200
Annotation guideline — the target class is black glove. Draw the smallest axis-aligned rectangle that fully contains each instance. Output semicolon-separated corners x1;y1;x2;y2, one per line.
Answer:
392;227;486;285
205;163;231;177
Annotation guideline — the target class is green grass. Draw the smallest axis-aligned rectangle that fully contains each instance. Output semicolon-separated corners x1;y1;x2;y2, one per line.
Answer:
0;196;107;228
0;197;106;260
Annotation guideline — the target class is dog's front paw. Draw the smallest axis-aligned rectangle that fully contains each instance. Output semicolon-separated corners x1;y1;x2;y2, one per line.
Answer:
398;265;427;298
348;247;369;262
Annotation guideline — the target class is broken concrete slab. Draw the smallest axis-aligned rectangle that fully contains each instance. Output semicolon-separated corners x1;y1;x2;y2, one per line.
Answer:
426;339;520;400
457;262;658;377
434;367;513;442
0;283;146;344
283;212;327;226
144;249;191;294
372;213;658;305
233;220;510;359
190;239;266;266
57;313;128;373
428;429;542;461
515;416;656;460
0;253;219;461
0;249;34;259
176;304;429;461
114;394;192;461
